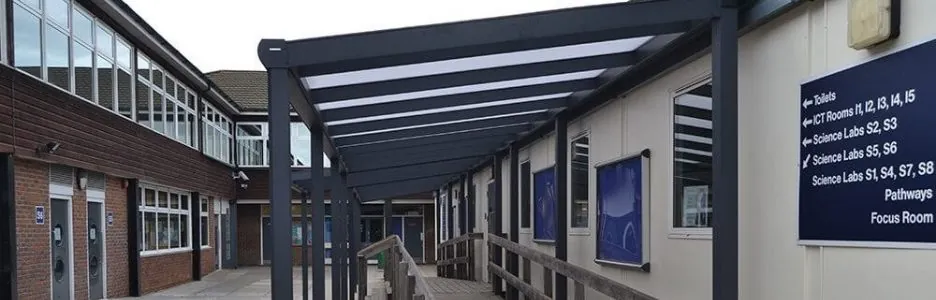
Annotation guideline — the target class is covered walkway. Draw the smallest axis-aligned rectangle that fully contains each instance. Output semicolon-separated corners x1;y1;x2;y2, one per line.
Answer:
254;0;798;299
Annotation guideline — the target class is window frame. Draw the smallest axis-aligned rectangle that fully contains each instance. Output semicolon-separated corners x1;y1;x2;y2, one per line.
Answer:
202;101;233;165
234;121;315;168
200;197;211;249
138;184;192;257
569;131;591;234
0;0;7;65
669;76;714;239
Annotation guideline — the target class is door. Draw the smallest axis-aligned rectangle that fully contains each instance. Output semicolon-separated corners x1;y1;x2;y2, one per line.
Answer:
487;181;496;234
214;212;221;269
262;217;272;264
87;202;104;299
403;217;423;261
51;199;71;300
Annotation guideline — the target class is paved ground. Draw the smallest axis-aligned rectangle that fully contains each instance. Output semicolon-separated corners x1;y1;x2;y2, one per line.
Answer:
115;264;495;300
114;265;390;300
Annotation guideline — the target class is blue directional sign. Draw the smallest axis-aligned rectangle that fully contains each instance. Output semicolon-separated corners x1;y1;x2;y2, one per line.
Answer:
800;38;936;245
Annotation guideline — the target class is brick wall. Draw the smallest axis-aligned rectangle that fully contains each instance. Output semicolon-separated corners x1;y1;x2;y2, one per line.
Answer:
139;251;192;294
105;176;129;298
15;159;51;300
237;204;261;266
72;185;89;300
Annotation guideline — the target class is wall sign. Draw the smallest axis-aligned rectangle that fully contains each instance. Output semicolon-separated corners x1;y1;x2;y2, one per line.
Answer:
35;206;45;225
800;38;936;247
533;167;556;242
596;152;649;268
106;212;114;226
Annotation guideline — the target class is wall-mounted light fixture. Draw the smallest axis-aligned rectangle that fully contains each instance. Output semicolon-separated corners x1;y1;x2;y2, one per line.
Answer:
848;0;901;50
36;141;61;156
76;169;88;190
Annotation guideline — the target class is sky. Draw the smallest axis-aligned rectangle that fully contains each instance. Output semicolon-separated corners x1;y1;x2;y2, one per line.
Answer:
122;0;627;73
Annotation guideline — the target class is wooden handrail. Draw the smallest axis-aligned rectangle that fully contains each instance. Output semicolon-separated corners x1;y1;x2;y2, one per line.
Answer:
438;232;483;248
356;235;436;300
487;263;550;300
487;234;656;300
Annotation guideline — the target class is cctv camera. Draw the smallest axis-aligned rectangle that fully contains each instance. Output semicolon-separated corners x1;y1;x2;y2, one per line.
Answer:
233;171;249;181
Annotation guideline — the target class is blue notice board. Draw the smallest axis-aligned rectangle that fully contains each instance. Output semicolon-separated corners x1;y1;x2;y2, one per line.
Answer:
800;38;936;246
533;167;556;242
596;154;646;266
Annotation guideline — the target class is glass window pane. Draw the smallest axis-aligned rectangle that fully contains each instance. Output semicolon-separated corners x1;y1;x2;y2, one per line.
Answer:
201;200;209;213
521;162;531;228
74;43;94;100
188;113;197;147
170;193;179;209
135;80;151;127
95;24;113;58
47;0;69;28
152;66;164;90
571;136;589;228
136;54;150;80
177;86;187;105
45;26;70;91
152;92;164;133
117;69;133;119
200;216;209;246
144;212;157;250
170;214;181;248
158;191;168;208
187;92;196;110
180;216;189;247
205;128;215;157
673;82;714;228
144;189;156;207
165;101;177;139
290;123;312;167
20;0;40;12
180;194;189;210
238;139;264;166
96;55;115;110
72;8;93;45
116;40;132;70
157;213;169;249
165;78;176;99
13;4;41;78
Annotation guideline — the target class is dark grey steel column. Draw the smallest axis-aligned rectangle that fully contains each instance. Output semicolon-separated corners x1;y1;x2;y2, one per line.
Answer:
190;192;202;281
0;154;17;300
301;189;310;300
384;198;392;237
310;126;326;300
330;163;343;300
339;196;349;300
348;192;361;299
126;179;141;296
492;154;503;296
712;2;739;300
507;145;520;300
267;66;294;299
554;114;568;300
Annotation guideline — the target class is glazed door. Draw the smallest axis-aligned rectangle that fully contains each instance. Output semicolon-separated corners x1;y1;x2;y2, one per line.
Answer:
403;217;423;261
50;199;71;300
87;202;104;299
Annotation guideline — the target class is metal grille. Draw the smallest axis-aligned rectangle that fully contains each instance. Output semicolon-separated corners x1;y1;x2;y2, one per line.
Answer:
49;165;74;187
88;172;107;191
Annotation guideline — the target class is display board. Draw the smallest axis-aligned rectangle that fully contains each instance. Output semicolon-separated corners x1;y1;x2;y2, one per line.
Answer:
799;38;936;247
533;166;556;242
596;152;649;267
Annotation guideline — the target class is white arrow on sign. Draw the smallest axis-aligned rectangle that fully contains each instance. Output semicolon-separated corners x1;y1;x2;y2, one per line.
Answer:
802;117;813;128
802;137;813;147
802;154;811;169
802;98;814;109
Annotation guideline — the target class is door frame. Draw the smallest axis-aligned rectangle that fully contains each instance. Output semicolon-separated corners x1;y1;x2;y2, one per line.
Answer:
86;188;107;298
49;183;75;300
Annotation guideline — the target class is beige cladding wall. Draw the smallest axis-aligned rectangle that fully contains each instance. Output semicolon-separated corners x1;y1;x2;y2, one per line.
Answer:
469;1;936;299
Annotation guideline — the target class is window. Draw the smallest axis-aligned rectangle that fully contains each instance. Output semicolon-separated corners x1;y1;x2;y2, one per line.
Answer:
200;198;210;247
13;1;41;78
673;81;713;230
137;52;198;148
235;122;313;167
571;135;589;229
203;102;233;164
520;161;531;229
139;186;191;255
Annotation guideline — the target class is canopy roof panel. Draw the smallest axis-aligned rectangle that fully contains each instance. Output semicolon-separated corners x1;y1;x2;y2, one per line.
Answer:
259;0;727;200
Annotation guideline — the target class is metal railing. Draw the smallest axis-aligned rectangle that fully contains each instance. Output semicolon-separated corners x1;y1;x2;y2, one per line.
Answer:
357;235;435;300
436;232;484;281
483;234;658;300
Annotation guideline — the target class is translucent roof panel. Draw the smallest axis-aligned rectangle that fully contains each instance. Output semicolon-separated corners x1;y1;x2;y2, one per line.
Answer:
315;69;604;110
325;93;571;126
337;123;526;148
332;110;547;139
301;36;652;89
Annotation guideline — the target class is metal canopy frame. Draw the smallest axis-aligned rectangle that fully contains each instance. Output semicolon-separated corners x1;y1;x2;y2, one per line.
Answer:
257;0;803;299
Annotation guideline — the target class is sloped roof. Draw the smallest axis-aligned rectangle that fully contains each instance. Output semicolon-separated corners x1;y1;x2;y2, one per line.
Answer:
206;70;268;111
